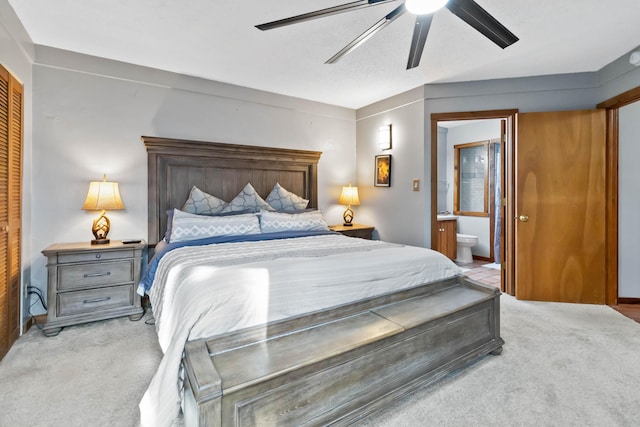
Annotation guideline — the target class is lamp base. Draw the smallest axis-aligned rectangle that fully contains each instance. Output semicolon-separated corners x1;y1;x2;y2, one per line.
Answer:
342;206;354;227
91;238;110;245
90;211;111;245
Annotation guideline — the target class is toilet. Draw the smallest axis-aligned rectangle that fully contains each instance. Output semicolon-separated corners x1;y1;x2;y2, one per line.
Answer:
456;233;478;264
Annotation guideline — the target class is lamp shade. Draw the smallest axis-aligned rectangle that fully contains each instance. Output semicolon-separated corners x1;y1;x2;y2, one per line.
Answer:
339;185;360;206
82;176;125;211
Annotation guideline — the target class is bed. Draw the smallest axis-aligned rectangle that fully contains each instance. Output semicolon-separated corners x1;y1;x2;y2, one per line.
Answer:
139;136;504;427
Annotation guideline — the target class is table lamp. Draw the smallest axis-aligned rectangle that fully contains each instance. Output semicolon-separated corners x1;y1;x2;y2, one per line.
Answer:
82;174;124;244
338;184;360;226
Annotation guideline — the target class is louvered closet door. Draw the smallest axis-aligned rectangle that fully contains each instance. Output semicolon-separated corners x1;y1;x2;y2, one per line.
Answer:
0;64;22;361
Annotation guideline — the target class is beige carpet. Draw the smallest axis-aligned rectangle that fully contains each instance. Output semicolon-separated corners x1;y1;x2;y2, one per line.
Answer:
1;294;639;427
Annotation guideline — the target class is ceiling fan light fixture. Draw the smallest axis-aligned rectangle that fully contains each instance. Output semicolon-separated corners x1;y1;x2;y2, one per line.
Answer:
405;0;448;15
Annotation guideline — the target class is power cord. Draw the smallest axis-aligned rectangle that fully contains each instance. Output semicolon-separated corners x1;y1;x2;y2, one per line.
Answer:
27;286;47;330
27;285;47;310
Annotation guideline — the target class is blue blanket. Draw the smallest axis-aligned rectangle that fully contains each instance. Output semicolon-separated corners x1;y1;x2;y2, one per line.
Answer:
139;230;336;294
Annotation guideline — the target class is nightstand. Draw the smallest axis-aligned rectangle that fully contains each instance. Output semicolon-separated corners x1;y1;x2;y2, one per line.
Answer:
329;224;374;240
41;240;146;336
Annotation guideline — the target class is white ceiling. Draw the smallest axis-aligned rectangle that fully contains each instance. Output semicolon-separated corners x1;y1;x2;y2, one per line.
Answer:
8;0;640;109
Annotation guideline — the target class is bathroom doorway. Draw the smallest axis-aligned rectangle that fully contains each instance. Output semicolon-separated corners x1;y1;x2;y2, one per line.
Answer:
437;120;502;263
431;110;518;295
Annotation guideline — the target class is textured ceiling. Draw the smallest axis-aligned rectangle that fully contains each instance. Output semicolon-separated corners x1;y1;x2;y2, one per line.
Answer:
8;0;640;109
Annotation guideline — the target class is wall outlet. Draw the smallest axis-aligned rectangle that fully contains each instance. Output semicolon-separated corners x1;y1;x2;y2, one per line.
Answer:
413;179;420;191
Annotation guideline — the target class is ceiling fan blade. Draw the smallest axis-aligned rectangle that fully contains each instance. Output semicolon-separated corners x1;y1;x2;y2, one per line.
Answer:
326;4;406;64
406;14;433;69
445;0;518;49
256;0;397;31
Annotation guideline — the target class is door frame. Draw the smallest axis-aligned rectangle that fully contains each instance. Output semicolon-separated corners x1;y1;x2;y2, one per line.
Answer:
597;85;640;305
430;109;518;295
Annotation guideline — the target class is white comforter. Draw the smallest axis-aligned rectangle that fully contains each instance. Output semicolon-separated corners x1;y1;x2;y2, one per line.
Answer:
139;234;461;426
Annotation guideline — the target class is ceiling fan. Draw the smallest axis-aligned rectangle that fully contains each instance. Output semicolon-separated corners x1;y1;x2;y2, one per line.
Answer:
256;0;518;69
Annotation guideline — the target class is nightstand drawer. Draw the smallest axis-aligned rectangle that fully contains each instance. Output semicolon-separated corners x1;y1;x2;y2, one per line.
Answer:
57;248;136;264
58;260;134;290
57;285;135;317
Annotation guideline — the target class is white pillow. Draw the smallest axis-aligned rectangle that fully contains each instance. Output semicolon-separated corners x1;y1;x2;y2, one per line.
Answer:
170;209;260;243
221;183;273;213
181;186;228;215
260;210;329;233
265;183;309;212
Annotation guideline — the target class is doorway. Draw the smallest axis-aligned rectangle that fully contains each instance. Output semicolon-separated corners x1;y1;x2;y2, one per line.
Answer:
437;120;502;262
431;110;518;295
597;84;640;306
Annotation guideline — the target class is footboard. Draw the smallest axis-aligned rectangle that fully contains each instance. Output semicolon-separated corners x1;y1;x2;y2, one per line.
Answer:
182;275;503;427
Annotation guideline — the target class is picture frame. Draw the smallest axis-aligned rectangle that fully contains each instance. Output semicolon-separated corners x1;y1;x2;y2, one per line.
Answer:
375;154;392;187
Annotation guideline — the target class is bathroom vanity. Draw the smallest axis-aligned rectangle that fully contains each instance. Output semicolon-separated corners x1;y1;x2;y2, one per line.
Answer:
436;215;458;260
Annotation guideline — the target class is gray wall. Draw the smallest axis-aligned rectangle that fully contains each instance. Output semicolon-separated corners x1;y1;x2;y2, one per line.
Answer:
357;73;603;248
28;47;356;315
355;88;426;245
1;0;33;327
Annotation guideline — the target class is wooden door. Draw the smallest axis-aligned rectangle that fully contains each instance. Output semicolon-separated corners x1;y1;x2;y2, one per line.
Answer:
0;65;23;361
515;110;606;303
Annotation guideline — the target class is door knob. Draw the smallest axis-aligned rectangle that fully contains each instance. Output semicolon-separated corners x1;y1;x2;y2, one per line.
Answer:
519;215;529;222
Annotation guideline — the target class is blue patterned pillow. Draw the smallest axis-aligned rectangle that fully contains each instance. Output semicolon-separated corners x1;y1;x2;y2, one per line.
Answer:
182;186;228;215
265;183;309;212
260;210;329;233
221;183;273;213
169;209;260;243
163;208;255;242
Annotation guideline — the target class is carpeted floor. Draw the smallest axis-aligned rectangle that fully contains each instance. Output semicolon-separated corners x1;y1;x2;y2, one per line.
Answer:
1;294;640;427
0;312;163;427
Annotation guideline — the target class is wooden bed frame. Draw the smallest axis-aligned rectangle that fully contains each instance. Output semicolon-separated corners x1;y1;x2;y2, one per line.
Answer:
144;136;504;427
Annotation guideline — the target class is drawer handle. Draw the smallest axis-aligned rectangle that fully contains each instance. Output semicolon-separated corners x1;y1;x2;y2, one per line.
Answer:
83;271;111;278
83;296;111;304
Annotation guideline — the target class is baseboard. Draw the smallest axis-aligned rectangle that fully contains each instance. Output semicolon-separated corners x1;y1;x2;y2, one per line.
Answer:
617;298;640;305
472;255;492;262
22;314;47;333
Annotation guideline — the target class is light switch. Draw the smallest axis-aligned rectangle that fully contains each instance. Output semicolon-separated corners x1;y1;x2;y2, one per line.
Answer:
413;179;420;191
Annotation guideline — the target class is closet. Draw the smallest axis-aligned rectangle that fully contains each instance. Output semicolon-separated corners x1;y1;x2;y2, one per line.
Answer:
0;64;23;361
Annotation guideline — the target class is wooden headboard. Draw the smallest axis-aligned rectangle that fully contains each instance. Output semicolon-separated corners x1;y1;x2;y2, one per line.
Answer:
143;136;322;247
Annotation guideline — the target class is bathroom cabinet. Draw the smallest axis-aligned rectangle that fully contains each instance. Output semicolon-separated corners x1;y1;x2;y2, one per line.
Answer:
436;219;457;260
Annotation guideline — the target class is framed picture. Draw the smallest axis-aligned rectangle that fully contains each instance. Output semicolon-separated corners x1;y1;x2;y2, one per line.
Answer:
375;154;391;187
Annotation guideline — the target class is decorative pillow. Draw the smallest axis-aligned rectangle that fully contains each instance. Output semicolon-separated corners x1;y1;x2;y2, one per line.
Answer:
181;186;228;215
259;210;329;233
169;209;260;243
221;183;273;213
265;183;309;212
163;208;257;243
